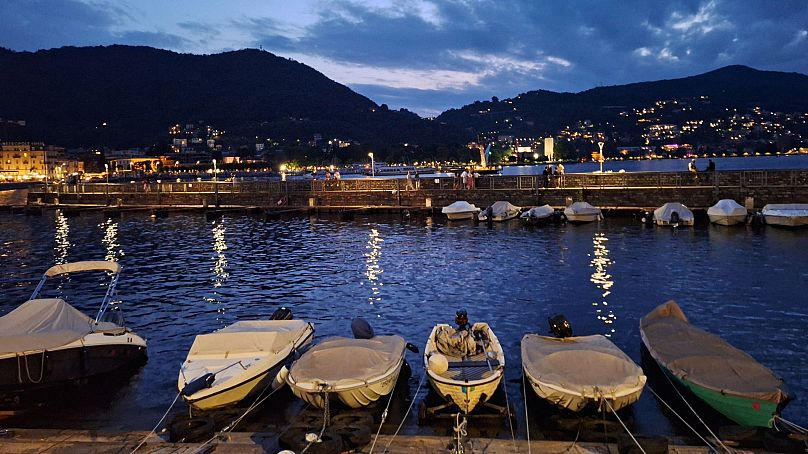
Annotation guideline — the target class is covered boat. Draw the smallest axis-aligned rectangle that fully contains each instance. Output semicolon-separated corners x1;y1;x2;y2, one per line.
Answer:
520;204;555;226
424;321;505;414
0;261;147;408
563;202;602;223
478;201;521;222
441;201;481;221
761;203;808;227
707;199;747;226
640;301;790;428
521;334;646;412
286;320;408;409
653;202;694;226
178;313;314;411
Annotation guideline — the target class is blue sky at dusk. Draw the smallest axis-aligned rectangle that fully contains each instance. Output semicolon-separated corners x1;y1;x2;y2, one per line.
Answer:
2;0;807;116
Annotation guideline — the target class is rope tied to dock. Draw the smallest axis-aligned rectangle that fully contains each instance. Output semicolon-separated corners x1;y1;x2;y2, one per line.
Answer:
382;369;426;453
646;386;720;453
521;369;531;454
773;415;808;434
300;388;330;454
130;391;181;453
368;365;404;454
599;392;646;454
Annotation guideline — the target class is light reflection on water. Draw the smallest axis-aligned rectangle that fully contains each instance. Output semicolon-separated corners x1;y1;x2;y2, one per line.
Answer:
0;211;805;435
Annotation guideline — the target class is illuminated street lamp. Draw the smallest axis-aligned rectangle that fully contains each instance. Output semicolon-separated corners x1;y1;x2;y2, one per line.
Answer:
280;163;287;182
212;159;219;207
597;141;605;173
104;163;109;195
368;152;375;177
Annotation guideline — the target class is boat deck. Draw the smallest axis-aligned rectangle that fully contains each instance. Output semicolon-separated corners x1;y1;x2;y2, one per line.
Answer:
436;351;499;382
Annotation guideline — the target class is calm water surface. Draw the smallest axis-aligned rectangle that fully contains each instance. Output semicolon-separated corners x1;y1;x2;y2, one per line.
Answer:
0;210;805;436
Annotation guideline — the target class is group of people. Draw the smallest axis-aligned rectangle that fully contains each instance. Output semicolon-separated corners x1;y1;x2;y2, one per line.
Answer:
405;171;420;190
455;168;480;190
688;159;716;182
542;163;565;188
311;170;341;180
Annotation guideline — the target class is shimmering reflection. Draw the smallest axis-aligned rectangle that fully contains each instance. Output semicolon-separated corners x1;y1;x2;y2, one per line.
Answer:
54;209;70;264
208;220;229;321
100;219;124;262
590;232;616;336
365;228;383;305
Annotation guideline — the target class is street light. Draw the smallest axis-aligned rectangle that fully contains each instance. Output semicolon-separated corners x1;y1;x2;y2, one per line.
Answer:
597;141;605;174
104;163;109;196
212;159;219;207
368;152;375;177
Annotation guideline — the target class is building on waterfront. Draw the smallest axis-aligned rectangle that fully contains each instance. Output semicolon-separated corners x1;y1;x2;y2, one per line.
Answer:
0;142;83;181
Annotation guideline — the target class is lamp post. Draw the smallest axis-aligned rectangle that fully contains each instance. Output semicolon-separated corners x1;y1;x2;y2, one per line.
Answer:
104;163;109;196
212;159;219;207
597;141;605;174
368;152;375;177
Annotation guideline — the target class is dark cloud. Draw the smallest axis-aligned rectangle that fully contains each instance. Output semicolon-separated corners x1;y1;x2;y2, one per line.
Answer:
0;0;120;50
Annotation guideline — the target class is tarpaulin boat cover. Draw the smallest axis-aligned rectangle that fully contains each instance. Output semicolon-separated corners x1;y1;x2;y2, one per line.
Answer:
521;334;645;410
0;298;98;354
521;205;554;219
434;326;479;357
762;204;808;216
188;320;311;358
707;199;747;217
564;202;601;216
641;301;789;404
289;335;405;389
441;201;480;214
488;201;520;216
44;260;121;277
654;202;694;222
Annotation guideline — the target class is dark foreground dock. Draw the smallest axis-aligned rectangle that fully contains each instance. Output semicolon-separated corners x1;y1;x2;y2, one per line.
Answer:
0;429;739;453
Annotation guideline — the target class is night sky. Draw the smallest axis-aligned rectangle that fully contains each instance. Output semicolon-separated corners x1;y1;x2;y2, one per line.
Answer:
2;0;807;116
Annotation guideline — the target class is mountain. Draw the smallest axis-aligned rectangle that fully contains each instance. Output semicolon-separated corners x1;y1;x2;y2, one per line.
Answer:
0;45;466;148
437;65;808;139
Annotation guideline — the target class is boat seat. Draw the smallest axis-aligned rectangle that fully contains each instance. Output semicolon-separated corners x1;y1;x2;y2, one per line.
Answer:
448;359;500;368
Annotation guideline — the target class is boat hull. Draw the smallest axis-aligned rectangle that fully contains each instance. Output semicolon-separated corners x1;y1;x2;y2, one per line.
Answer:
288;359;402;409
446;211;476;221
708;214;747;225
764;214;808;227
523;372;643;412
655;219;695;226
428;371;502;414
185;362;285;411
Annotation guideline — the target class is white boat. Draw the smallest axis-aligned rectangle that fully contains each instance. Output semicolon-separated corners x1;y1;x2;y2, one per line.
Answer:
478;201;521;222
762;204;808;227
707;199;748;225
441;201;481;220
178;312;314;411
0;261;147;408
521;334;646;412
563;202;602;223
654;202;694;226
520;204;555;226
286;320;408;409
424;322;505;414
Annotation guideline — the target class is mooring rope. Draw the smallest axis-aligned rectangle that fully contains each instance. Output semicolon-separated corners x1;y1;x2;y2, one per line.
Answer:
646;386;718;452
774;415;808;434
660;370;732;453
600;394;647;454
300;389;330;454
369;365;404;454
501;369;517;451
521;370;531;454
383;369;426;453
130;391;181;453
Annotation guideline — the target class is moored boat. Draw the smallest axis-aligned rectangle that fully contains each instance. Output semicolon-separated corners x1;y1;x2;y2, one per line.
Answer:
478;201;521;222
441;201;481;221
640;301;790;428
285;318;411;409
521;316;646;412
424;311;505;414
653;202;694;226
761;203;808;228
563;202;602;223
0;261;147;408
707;199;747;225
520;204;556;226
178;308;314;411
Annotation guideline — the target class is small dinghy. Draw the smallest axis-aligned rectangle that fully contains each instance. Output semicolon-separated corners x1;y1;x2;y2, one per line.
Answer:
563;202;602;223
424;311;505;414
761;203;808;228
178;308;314;411
653;202;694;226
520;204;556;226
285;318;414;409
707;199;747;225
478;201;521;222
641;301;790;428
441;201;481;220
521;315;645;412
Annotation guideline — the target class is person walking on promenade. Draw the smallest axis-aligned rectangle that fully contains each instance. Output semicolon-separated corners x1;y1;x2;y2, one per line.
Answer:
688;159;699;183
414;171;420;190
334;170;341;180
542;165;550;188
461;169;469;189
557;162;565;188
405;171;415;191
707;159;715;172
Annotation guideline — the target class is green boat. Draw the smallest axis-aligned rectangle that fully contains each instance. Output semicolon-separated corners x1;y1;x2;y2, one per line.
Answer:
640;301;790;428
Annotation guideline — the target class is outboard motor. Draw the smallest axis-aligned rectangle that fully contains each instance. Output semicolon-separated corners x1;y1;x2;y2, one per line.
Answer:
270;307;293;320
670;211;680;227
640;210;654;225
351;317;375;339
455;309;471;331
548;314;573;338
749;211;765;228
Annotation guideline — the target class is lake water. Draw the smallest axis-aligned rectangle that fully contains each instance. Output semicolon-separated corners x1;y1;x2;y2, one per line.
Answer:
0;210;805;439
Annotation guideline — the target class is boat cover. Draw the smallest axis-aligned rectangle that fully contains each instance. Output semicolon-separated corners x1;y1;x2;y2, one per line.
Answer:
707;199;747;217
441;201;480;214
483;201;520;218
434;326;479;357
187;320;311;357
641;301;789;404
289;335;405;389
762;204;808;216
653;202;694;222
564;202;601;216
44;260;121;277
0;298;101;354
521;205;554;219
521;334;645;407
